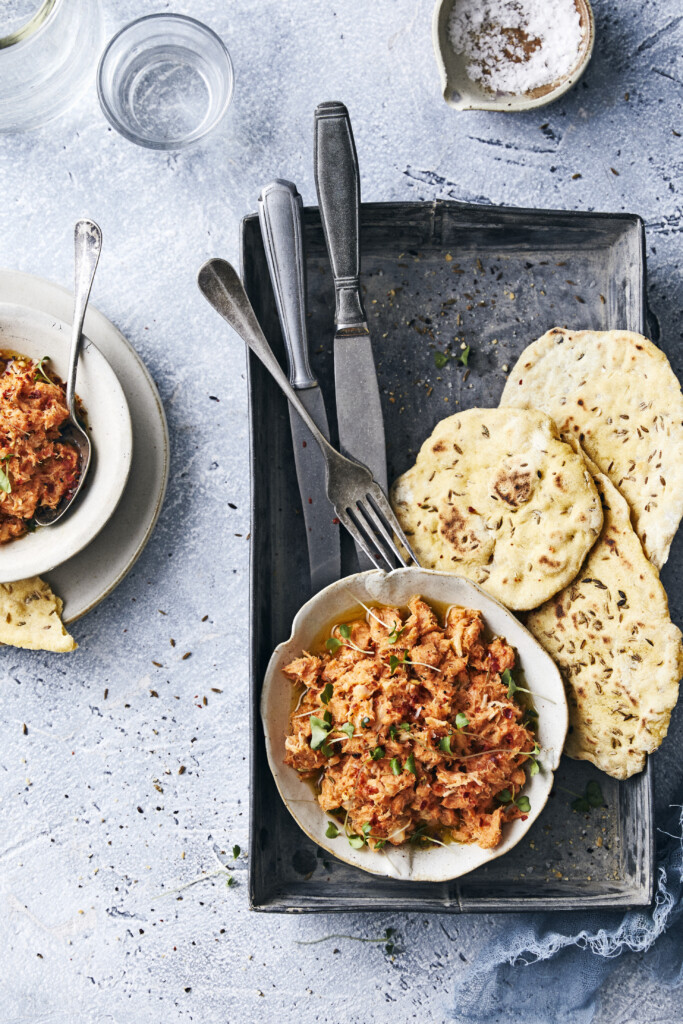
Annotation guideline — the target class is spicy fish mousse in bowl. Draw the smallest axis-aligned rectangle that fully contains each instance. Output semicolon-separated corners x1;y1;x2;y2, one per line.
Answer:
261;568;568;882
0;352;80;543
0;303;133;584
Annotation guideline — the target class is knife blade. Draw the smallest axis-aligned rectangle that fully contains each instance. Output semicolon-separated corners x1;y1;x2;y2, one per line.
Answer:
314;102;388;569
258;179;341;593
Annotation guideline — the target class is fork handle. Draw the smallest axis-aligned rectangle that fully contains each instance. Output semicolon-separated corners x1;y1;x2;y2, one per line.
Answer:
197;259;334;455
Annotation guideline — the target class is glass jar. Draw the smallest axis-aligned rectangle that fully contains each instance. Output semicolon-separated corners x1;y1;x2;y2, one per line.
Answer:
0;0;104;133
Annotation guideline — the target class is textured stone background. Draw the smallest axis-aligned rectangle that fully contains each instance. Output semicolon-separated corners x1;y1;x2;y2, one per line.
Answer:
0;1;681;1022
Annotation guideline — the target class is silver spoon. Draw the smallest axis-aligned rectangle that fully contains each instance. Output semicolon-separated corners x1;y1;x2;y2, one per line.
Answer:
34;218;102;526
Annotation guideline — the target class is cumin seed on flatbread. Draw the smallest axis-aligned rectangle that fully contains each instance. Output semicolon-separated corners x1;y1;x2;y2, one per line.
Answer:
501;328;683;569
526;447;683;780
390;407;603;611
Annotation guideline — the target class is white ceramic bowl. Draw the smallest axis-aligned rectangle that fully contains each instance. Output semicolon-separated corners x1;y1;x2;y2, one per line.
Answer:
261;568;568;882
433;0;595;112
0;303;132;583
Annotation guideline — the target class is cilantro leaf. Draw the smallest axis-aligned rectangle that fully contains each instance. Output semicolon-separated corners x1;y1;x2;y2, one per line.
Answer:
325;822;340;839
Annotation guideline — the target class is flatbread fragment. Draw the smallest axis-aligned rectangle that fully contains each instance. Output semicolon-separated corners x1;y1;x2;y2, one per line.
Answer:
390;408;603;610
526;449;683;779
501;328;683;568
0;576;76;652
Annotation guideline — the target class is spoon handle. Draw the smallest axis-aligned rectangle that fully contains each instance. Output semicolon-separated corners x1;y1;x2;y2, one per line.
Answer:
197;258;334;457
67;219;102;417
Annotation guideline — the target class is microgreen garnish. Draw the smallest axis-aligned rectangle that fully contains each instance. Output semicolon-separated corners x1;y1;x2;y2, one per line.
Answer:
387;621;407;644
326;625;373;656
439;735;453;754
503;668;532;700
371;746;384;760
399;722;411;733
339;624;351;639
571;780;605;813
405;753;417;776
348;835;365;849
459;345;471;366
497;789;531;812
455;712;469;730
325;822;340;838
375;839;387;850
434;350;450;369
390;757;402;775
389;725;398;739
34;356;52;385
232;845;240;859
0;456;12;494
409;824;447;847
310;715;332;750
320;682;333;704
337;722;354;739
362;823;372;838
389;652;411;675
326;637;341;653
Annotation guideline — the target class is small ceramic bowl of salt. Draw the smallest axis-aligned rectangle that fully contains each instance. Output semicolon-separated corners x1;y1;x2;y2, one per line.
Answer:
433;0;594;111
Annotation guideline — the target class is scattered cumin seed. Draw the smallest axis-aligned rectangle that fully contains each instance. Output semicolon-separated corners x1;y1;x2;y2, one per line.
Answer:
152;661;162;668
150;690;159;698
182;652;192;660
203;696;208;706
211;687;223;693
178;765;186;775
22;723;27;735
202;615;208;622
104;688;108;700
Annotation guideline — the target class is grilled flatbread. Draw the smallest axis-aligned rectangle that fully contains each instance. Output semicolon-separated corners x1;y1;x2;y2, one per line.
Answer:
390;407;603;610
501;328;683;569
526;448;683;779
0;576;76;652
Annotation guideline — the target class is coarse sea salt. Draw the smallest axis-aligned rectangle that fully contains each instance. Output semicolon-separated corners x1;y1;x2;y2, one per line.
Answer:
448;0;584;96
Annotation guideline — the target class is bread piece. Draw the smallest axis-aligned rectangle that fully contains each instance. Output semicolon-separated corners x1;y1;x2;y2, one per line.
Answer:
501;328;683;568
0;576;76;652
390;408;603;610
526;448;683;779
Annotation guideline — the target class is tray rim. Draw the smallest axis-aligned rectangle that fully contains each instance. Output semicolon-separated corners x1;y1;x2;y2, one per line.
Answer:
243;198;654;914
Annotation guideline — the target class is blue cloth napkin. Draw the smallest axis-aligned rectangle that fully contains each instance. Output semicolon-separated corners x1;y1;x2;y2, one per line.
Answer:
452;804;683;1023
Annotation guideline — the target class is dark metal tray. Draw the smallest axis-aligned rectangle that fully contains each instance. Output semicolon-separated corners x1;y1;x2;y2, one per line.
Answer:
243;199;654;913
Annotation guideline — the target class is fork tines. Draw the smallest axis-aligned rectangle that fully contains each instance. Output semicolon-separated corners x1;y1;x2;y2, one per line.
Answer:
338;484;419;573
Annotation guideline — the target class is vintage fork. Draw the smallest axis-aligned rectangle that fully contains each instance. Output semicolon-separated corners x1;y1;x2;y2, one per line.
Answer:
197;258;419;573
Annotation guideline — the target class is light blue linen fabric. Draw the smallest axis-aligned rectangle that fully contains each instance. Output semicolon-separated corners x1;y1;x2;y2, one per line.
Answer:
452;805;683;1023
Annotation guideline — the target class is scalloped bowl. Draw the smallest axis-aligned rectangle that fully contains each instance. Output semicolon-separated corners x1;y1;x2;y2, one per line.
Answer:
261;568;568;882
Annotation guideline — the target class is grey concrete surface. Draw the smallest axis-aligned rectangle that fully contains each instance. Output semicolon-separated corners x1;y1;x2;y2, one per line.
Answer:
0;1;681;1022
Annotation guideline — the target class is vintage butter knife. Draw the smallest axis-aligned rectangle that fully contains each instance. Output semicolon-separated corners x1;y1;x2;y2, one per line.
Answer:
258;179;341;593
314;102;388;568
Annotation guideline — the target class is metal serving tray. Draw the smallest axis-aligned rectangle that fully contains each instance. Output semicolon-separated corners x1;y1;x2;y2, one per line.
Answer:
243;199;654;913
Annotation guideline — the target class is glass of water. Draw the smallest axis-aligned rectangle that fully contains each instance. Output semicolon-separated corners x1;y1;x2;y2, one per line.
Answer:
97;13;234;150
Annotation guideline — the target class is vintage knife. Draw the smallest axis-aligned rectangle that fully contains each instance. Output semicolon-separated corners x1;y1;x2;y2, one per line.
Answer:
258;179;341;593
314;102;388;568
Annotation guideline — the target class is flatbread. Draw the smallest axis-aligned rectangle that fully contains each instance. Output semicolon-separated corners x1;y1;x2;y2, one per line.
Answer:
526;448;683;779
0;576;76;652
501;328;683;569
390;407;603;610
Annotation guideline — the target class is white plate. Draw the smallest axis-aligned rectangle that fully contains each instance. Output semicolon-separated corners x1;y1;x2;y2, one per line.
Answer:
0;270;169;623
0;304;133;583
261;568;568;882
